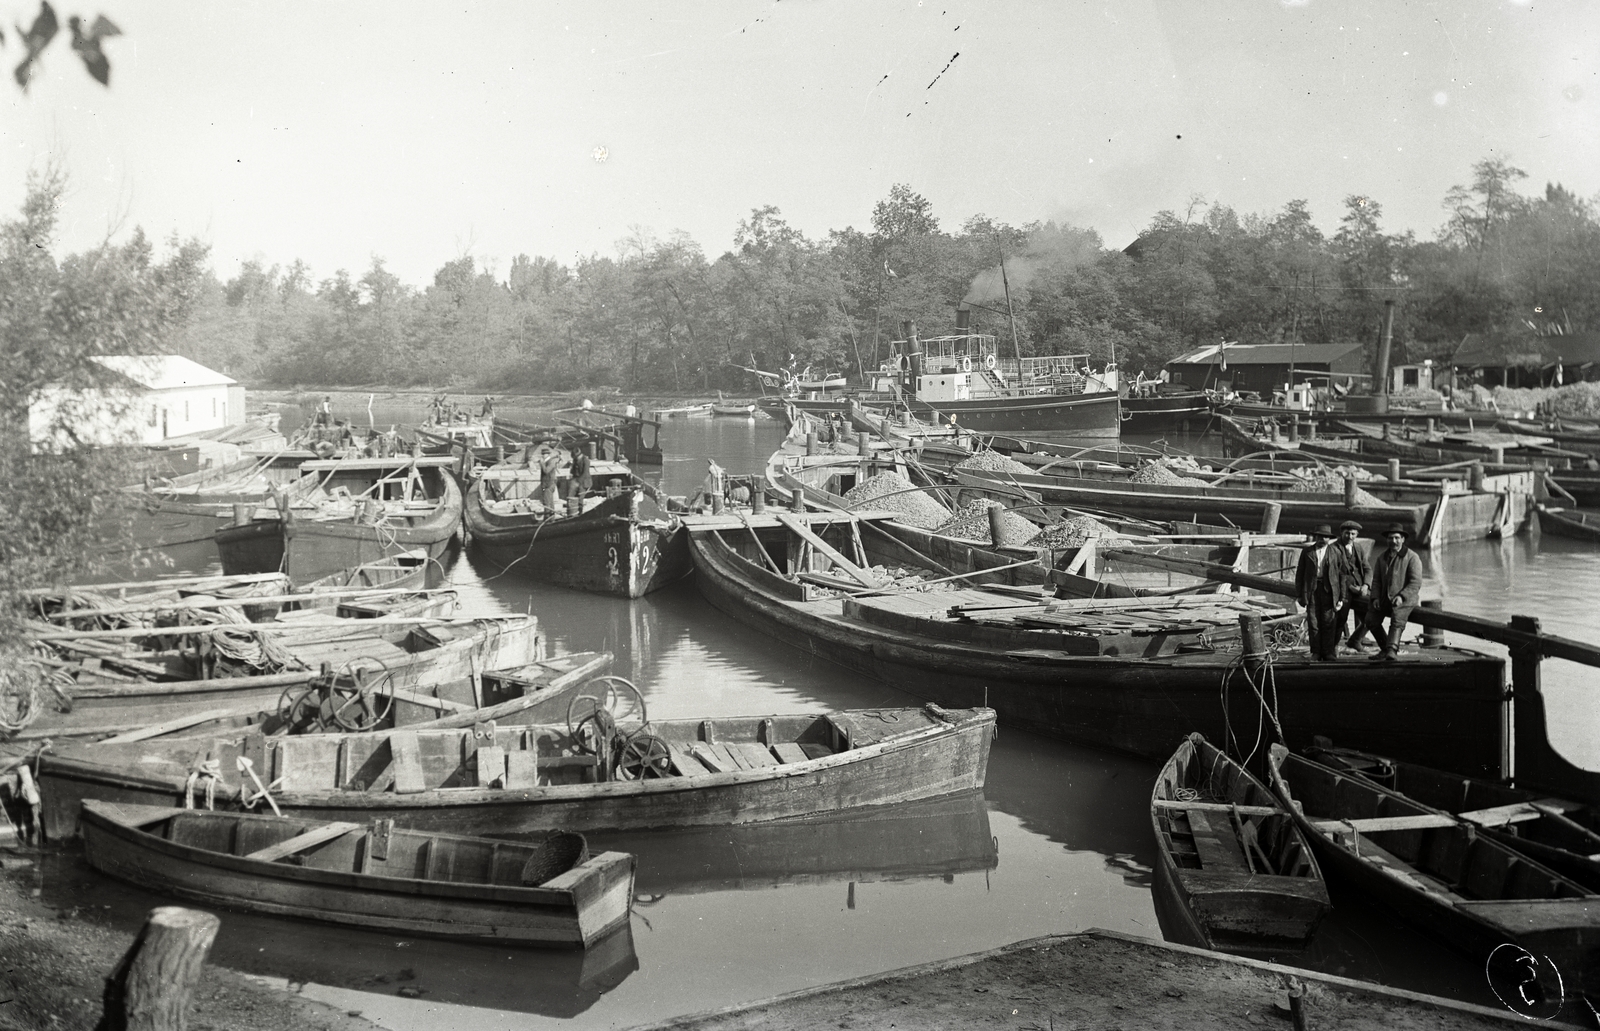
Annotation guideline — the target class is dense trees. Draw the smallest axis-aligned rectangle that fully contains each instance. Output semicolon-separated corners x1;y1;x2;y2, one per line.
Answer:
141;161;1600;393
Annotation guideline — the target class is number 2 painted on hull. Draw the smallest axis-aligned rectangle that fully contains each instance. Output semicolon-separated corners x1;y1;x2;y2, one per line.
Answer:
607;546;620;577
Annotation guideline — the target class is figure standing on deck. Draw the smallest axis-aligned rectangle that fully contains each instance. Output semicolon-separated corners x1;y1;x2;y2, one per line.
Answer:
315;395;332;426
1331;520;1372;652
1295;525;1339;661
538;446;563;513
1364;523;1423;661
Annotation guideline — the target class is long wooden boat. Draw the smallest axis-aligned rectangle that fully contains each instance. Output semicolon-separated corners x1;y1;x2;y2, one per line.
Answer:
214;456;464;585
1304;744;1600;892
38;703;995;841
1499;419;1600;460
685;511;1509;778
1267;745;1599;999
1121;388;1211;432
1151;734;1328;951
712;401;757;417
463;461;688;598
81;801;634;948
1537;505;1600;543
22;613;542;738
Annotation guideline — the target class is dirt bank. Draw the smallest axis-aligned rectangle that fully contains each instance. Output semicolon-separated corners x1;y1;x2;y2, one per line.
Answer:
0;846;375;1031
635;930;1560;1031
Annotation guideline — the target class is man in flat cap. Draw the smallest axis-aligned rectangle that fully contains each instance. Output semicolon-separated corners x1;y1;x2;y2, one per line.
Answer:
1331;519;1372;653
1295;524;1340;660
1364;522;1423;661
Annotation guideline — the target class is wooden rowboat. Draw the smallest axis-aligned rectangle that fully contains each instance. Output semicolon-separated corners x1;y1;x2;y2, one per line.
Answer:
39;703;995;841
1537;505;1600;543
1151;734;1328;952
1267;745;1600;999
81;801;634;948
1305;744;1600;892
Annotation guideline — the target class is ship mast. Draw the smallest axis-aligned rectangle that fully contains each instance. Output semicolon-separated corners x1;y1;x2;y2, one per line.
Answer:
997;236;1022;362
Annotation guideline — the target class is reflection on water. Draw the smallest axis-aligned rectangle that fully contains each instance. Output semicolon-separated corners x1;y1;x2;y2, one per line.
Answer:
53;413;1596;1025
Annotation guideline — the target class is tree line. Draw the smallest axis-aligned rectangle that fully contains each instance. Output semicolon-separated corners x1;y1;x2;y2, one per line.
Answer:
45;157;1600;402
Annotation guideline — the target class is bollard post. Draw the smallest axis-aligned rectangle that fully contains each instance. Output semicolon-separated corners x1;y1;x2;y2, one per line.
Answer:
1288;419;1300;443
710;492;725;515
232;503;252;527
751;477;767;514
1469;462;1486;492
1388;458;1402;483
1420;599;1444;649
1491;446;1504;467
791;487;807;514
102;906;221;1031
1259;502;1282;534
496;444;505;465
1425;417;1435;436
1343;476;1358;508
805;431;818;456
987;505;1008;548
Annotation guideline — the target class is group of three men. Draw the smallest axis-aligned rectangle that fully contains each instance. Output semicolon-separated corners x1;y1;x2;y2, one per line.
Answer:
1295;519;1424;662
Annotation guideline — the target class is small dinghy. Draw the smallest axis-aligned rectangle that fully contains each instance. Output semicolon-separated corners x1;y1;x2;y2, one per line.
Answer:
81;800;634;948
1151;733;1329;951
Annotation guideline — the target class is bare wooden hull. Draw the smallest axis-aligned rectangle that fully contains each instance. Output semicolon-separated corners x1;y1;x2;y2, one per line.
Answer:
81;802;634;948
1151;734;1328;952
1537;506;1600;543
1268;747;1600;998
40;706;996;841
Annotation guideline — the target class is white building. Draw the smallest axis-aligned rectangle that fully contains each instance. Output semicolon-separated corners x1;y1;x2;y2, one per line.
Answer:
30;355;243;447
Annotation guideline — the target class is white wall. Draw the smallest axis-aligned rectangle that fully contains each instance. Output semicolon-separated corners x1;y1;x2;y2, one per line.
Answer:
30;382;233;446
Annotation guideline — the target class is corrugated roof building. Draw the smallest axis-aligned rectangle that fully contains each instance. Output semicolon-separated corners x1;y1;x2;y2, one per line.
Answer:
1452;332;1600;388
1164;341;1368;396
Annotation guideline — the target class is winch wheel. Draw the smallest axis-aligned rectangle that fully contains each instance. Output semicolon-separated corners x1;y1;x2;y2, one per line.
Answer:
616;733;673;780
327;656;395;732
566;676;649;753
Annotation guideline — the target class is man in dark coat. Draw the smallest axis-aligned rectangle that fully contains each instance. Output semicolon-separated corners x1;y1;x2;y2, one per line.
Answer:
1330;519;1372;651
1295;524;1339;661
1365;522;1424;661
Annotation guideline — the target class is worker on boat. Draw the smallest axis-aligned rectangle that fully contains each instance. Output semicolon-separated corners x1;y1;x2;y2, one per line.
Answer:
480;396;496;419
1364;523;1423;662
1295;525;1340;661
538;445;563;513
315;395;332;426
1331;520;1373;653
570;442;593;497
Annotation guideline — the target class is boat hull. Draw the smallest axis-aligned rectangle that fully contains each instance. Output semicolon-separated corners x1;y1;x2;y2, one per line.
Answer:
1121;391;1211;432
464;485;689;598
792;393;1122;442
687;529;1508;779
81;803;634;948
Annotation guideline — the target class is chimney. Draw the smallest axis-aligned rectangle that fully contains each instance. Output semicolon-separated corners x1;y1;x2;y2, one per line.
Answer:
954;304;971;334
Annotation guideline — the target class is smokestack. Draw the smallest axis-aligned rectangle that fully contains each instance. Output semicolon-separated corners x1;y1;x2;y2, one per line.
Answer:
954;304;971;334
1376;299;1395;397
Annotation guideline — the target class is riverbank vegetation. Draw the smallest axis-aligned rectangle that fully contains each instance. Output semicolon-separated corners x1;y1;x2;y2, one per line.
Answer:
157;157;1600;394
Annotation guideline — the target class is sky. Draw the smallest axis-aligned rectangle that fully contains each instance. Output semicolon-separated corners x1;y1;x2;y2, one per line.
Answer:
1;0;1597;288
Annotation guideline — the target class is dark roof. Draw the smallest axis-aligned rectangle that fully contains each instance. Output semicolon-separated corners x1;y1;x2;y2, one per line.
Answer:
1452;332;1600;368
1167;342;1364;366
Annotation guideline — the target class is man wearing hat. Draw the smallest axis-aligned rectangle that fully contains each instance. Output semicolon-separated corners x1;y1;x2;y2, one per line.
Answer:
1295;524;1340;661
1331;520;1373;652
1364;522;1424;661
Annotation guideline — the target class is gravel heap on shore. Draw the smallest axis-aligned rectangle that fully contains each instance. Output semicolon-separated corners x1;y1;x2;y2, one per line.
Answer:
953;450;1034;476
1290;476;1386;506
1025;515;1113;548
1129;461;1209;487
841;471;951;529
935;499;1038;546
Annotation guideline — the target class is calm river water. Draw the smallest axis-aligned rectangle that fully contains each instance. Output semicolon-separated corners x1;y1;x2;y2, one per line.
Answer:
34;407;1600;1030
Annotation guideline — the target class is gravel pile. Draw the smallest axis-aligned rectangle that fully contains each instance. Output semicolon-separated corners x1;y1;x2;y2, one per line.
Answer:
954;450;1034;476
1289;476;1385;506
1024;515;1113;549
842;471;951;529
1129;461;1209;488
935;498;1038;546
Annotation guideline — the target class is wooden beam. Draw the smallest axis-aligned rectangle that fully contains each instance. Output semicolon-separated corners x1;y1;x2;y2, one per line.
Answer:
246;822;361;862
1099;548;1297;598
776;514;882;588
1152;799;1281;817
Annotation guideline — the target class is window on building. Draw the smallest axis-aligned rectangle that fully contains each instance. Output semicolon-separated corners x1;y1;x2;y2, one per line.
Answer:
212;398;217;418
1403;368;1419;387
148;404;157;427
184;400;190;422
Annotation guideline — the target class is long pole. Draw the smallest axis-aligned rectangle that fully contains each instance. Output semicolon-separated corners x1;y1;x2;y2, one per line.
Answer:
996;236;1022;362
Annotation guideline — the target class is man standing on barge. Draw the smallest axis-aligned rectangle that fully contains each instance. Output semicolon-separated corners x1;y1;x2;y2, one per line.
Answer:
1331;519;1372;653
1365;523;1423;661
1295;525;1339;661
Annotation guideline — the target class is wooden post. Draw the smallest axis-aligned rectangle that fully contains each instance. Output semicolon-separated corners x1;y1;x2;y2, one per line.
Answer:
103;906;221;1031
751;477;767;514
1469;462;1486;492
1425;417;1435;436
790;487;806;514
1419;599;1444;648
1259;502;1282;534
1382;422;1392;440
1388;459;1401;483
1239;613;1267;660
805;430;818;456
987;505;1007;547
1491;446;1505;466
1343;476;1358;508
231;504;251;527
1288;419;1299;443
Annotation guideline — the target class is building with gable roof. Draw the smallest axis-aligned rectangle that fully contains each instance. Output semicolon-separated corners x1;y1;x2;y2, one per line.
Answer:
29;354;243;446
1164;341;1368;396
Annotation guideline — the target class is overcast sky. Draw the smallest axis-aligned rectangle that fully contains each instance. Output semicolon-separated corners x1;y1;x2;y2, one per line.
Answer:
2;0;1595;286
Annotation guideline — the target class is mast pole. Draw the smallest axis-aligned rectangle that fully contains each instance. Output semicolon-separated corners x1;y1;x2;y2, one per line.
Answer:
997;236;1022;363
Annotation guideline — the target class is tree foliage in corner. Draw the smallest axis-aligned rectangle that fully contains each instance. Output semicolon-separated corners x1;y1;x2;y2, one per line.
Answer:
0;168;209;655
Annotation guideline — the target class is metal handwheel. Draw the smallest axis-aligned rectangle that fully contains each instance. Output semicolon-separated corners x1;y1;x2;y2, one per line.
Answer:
616;734;673;780
328;657;395;732
277;683;321;729
565;676;649;754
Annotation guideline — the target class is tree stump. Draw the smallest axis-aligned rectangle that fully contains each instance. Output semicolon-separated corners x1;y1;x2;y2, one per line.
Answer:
101;906;221;1031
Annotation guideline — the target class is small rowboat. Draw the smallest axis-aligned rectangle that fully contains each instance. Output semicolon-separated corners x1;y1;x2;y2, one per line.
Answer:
1537;505;1600;543
1268;745;1600;999
1151;734;1328;951
81;801;634;948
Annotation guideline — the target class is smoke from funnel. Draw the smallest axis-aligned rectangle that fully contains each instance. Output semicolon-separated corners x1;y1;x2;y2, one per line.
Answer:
962;223;1102;305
